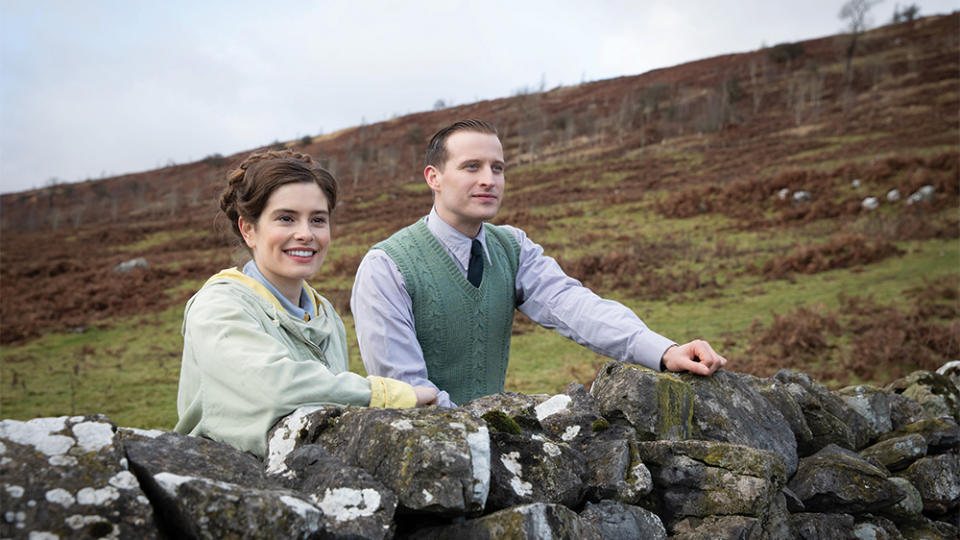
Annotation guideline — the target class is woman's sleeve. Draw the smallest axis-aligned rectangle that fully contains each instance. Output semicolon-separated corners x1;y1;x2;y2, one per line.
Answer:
181;285;413;456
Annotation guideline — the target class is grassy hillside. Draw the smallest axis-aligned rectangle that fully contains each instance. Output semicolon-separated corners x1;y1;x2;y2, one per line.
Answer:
1;14;957;429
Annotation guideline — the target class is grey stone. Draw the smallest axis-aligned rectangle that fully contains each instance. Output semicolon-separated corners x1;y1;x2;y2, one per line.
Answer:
879;477;923;521
412;503;602;539
788;444;905;514
148;472;326;539
459;392;548;431
896;516;959;540
775;369;872;452
486;431;586;511
313;408;491;516
265;405;344;478
534;383;604;445
593;363;798;476
113;257;148;273
888;392;927;430
859;434;927;471
579;500;666;540
591;361;694;440
936;360;960;392
789;513;855;540
896;453;960;516
879;417;960;453
119;427;270;488
837;384;893;441
582;438;652;504
0;415;156;540
272;445;397;539
853;514;905;540
746;374;814;456
670;515;761;540
885;370;960;423
635;440;787;527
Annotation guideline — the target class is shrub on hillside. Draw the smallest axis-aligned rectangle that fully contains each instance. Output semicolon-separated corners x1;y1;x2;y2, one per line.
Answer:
756;233;903;279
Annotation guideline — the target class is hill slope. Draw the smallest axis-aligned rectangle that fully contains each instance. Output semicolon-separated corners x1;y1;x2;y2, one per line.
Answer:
1;15;957;427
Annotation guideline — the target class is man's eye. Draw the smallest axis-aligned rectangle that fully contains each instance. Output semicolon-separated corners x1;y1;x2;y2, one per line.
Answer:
493;165;504;173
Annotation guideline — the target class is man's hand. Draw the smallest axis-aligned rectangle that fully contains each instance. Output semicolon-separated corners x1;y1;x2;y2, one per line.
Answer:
413;385;439;407
661;340;727;376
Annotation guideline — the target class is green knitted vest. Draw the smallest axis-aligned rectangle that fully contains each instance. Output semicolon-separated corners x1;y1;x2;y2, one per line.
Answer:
374;219;520;405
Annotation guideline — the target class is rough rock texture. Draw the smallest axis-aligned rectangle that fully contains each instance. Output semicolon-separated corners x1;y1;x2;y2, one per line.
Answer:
578;500;666;539
789;512;855;540
885;370;960;423
896;453;960;516
788;444;905;514
486;431;586;511
859;433;927;471
0;415;156;539
413;503;602;539
7;362;960;539
774;369;872;453
837;384;893;441
593;363;799;475
635;439;787;529
313;408;491;516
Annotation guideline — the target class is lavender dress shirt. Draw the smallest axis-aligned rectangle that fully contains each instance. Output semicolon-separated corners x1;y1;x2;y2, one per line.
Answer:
350;207;676;407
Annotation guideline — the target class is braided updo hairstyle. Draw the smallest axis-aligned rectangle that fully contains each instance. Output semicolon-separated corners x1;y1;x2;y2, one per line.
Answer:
219;150;338;244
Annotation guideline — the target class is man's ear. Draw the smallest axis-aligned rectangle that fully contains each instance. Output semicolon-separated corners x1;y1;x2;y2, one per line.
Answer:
238;216;256;248
424;165;441;192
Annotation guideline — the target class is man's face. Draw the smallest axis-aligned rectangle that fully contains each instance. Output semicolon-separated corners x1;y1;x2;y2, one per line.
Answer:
425;130;505;237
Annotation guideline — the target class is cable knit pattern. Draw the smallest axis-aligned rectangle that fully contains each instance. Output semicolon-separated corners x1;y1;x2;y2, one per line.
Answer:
374;220;520;405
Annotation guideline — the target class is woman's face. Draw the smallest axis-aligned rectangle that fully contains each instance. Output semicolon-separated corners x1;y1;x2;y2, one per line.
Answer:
239;181;330;301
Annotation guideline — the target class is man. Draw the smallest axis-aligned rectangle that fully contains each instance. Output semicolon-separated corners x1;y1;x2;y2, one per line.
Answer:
351;119;726;407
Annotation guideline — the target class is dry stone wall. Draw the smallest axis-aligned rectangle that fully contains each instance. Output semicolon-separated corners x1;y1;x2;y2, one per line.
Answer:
2;361;959;539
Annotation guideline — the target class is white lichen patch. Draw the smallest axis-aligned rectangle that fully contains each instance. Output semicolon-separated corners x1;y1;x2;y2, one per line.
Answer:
541;441;561;458
72;422;114;453
49;455;78;467
279;494;321;524
137;495;150;505
390;419;414;430
5;510;26;529
465;426;491;505
45;488;75;507
0;418;74;456
520;504;550;536
108;471;139;490
422;489;434;504
561;425;580;441
4;484;24;498
534;394;571;422
509;476;533;497
65;515;118;539
315;488;382;522
77;486;120;505
501;451;523;476
123;427;165;439
28;531;60;540
153;472;194;497
0;441;6;454
264;406;323;476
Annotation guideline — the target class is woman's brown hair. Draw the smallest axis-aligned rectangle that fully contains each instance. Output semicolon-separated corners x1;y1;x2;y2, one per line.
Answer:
219;149;338;241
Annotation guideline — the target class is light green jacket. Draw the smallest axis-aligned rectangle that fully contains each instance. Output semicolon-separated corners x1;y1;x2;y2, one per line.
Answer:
174;269;414;457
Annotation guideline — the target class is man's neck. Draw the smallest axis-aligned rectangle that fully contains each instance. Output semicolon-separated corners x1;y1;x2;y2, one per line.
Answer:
433;207;482;238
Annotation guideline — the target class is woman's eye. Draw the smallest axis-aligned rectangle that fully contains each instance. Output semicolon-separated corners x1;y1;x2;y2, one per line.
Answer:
277;215;293;222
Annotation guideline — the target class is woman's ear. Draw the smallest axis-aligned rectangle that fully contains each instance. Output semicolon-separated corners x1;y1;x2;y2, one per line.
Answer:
238;216;256;248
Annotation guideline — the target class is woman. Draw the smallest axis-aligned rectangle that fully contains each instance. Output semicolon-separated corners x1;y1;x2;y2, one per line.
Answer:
174;150;436;457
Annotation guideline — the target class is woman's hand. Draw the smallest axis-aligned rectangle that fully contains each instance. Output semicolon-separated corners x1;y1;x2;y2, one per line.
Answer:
413;385;439;407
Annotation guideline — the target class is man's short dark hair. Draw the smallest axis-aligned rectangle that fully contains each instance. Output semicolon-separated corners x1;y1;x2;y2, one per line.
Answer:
425;119;498;170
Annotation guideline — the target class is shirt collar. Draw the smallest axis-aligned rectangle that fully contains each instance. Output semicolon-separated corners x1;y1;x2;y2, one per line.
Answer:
425;207;487;270
242;260;315;321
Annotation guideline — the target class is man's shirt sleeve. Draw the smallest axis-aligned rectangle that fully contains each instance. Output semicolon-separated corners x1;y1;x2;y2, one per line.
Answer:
351;249;457;407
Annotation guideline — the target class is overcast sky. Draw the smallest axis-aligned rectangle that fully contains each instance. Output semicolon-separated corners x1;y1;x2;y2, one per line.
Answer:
1;0;955;194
